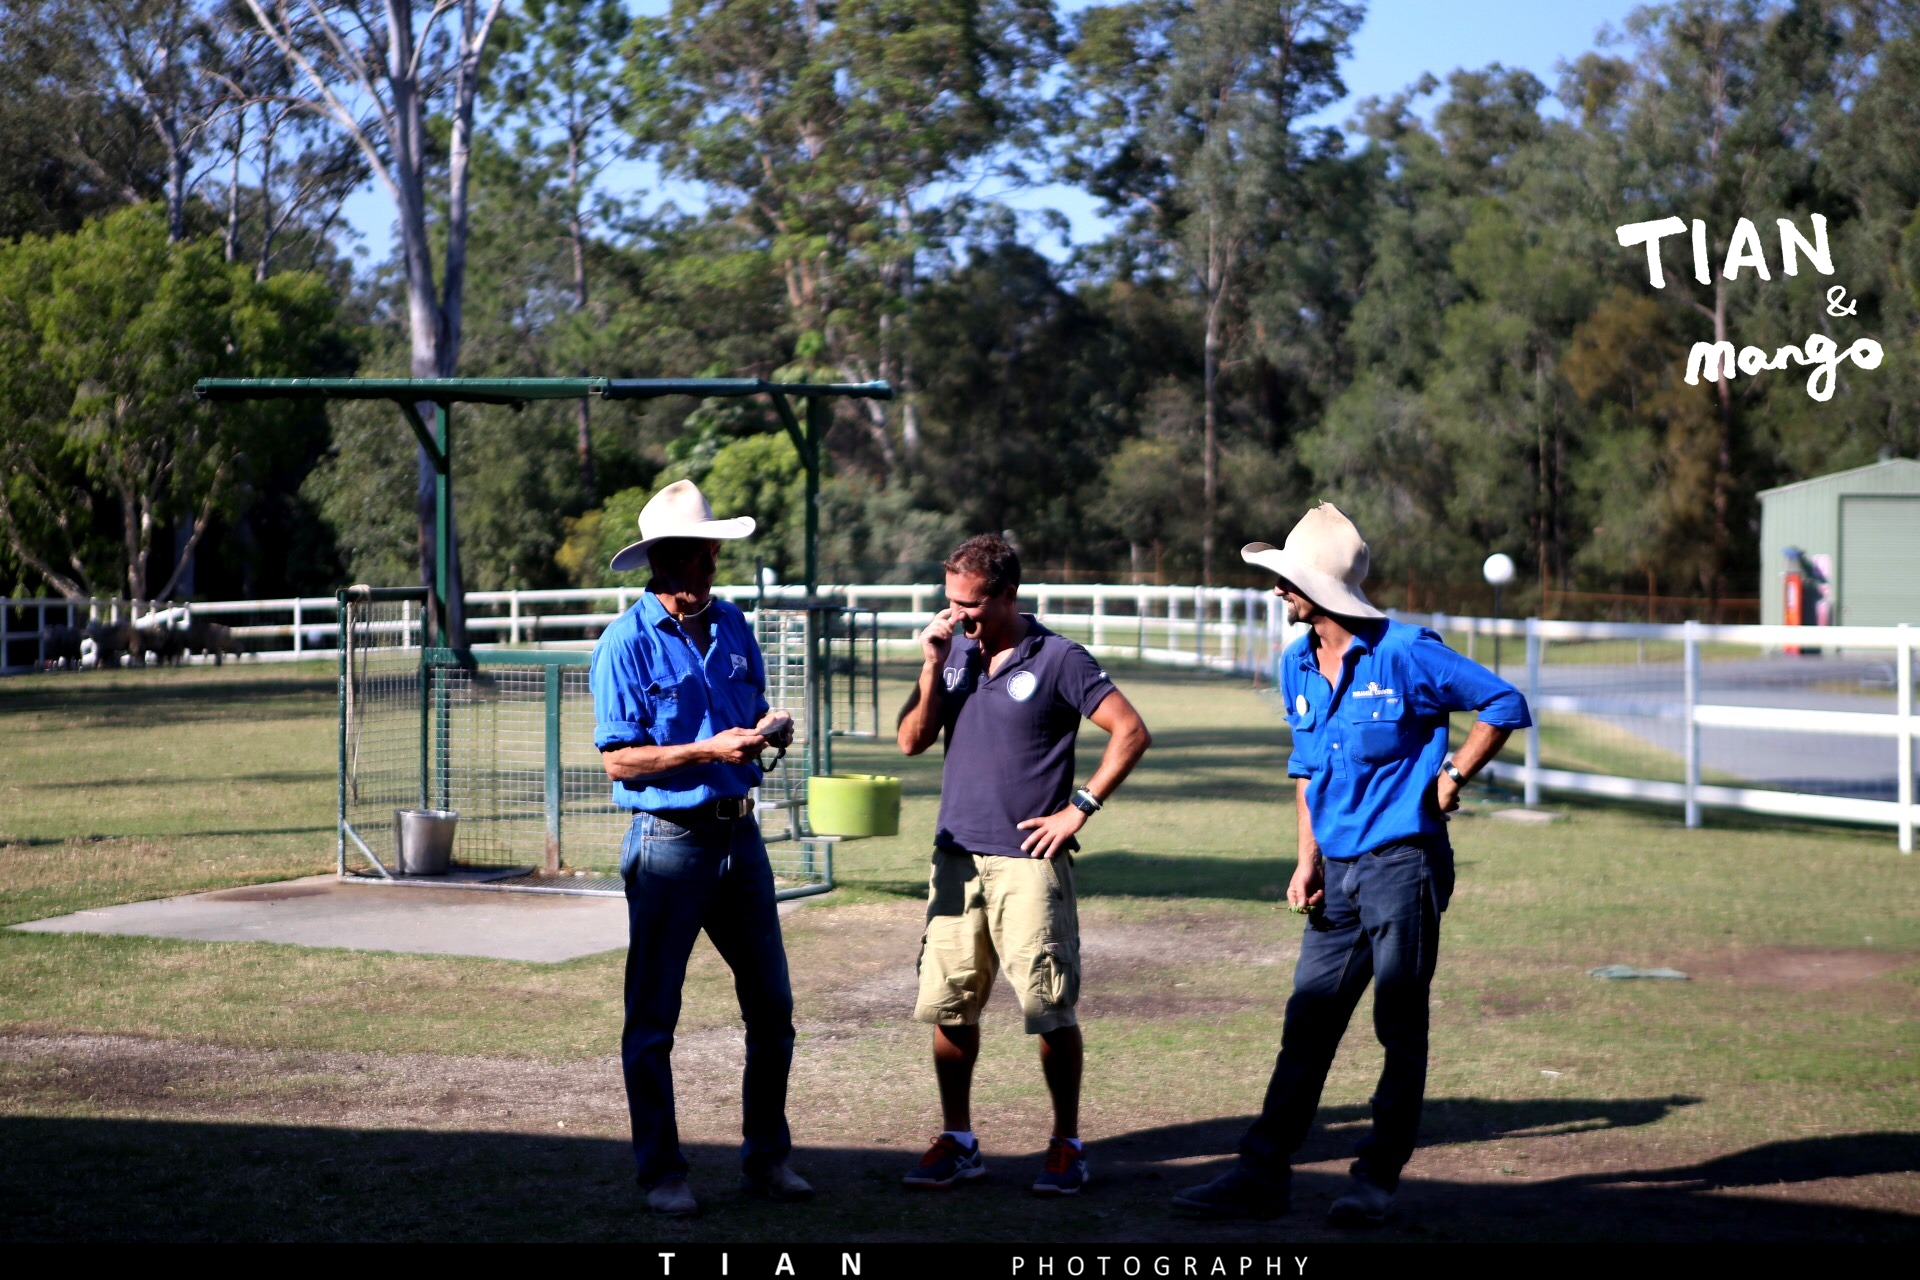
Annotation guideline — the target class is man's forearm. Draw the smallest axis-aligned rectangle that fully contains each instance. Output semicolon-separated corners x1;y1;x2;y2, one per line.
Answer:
602;740;712;782
1085;713;1150;801
896;660;944;755
1295;779;1321;861
1450;721;1513;779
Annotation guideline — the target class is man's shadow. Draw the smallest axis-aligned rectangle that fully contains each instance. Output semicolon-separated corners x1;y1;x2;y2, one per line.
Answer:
6;1099;1916;1242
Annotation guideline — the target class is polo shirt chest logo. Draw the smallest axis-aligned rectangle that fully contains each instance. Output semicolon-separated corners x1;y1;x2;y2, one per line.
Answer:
1007;670;1038;702
730;652;748;677
943;665;972;693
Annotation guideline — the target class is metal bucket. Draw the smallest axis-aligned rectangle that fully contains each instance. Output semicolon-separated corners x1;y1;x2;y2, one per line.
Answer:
393;808;458;875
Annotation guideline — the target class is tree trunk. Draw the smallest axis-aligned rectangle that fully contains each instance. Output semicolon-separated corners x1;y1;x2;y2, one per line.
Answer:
1202;265;1222;590
568;125;595;501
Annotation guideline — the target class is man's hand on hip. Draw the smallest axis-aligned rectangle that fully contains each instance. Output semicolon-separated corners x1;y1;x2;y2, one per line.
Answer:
1017;806;1086;860
1435;771;1462;813
705;725;768;765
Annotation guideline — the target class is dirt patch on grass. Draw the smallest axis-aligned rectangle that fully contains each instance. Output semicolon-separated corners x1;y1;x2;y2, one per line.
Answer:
1681;947;1919;991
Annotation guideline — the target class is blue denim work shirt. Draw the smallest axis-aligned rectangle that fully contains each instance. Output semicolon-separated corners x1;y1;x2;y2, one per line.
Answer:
1283;618;1530;860
589;592;770;811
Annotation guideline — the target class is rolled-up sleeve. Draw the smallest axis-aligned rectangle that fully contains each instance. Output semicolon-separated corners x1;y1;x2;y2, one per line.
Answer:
590;627;656;749
1402;629;1531;727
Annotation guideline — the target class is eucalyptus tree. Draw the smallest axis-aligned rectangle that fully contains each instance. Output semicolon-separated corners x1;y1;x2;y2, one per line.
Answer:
237;0;510;643
497;0;633;500
1060;0;1361;584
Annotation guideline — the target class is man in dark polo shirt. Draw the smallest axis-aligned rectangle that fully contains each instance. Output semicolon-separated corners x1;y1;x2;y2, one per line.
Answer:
896;533;1152;1196
590;478;806;1218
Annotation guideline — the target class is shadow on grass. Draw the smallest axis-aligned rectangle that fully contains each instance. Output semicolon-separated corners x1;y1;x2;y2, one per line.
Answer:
0;675;334;725
837;852;1301;904
0;825;334;848
32;771;333;790
1076;851;1297;902
2;1109;1913;1243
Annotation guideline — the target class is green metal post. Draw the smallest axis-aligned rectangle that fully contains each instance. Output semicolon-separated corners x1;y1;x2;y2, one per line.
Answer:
434;656;451;813
419;655;432;812
434;403;451;642
544;663;563;873
337;594;348;876
804;397;823;596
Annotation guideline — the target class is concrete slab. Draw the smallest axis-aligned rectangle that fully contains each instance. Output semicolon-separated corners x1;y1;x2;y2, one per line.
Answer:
10;875;630;963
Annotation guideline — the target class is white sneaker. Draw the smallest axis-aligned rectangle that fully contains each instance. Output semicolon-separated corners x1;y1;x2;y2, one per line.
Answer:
1327;1175;1393;1227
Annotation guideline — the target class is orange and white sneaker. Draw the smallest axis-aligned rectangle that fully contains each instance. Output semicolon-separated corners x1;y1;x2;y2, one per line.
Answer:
902;1133;986;1188
1031;1136;1089;1195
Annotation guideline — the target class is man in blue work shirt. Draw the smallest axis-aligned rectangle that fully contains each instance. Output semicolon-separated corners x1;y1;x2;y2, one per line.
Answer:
590;478;806;1218
1174;503;1530;1227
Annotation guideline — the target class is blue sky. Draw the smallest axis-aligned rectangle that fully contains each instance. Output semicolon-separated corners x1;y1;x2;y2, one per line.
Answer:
339;0;1648;265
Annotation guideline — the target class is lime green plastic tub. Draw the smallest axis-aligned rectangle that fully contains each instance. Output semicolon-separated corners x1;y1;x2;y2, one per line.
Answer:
807;773;902;838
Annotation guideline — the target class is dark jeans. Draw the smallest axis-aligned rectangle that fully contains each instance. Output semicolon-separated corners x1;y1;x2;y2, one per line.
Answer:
1239;836;1453;1191
620;809;795;1187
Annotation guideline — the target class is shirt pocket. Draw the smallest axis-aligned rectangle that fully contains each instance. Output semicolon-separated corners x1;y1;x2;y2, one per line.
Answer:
1344;695;1415;765
646;670;705;745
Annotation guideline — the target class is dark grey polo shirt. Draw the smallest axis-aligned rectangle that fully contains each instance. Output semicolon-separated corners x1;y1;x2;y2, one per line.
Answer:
935;618;1118;857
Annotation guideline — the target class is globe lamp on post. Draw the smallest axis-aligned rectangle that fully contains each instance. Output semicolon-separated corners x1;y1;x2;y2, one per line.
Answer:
1483;553;1516;675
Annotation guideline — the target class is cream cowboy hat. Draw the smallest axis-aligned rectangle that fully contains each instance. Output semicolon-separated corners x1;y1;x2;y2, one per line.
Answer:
1241;502;1385;620
609;478;756;572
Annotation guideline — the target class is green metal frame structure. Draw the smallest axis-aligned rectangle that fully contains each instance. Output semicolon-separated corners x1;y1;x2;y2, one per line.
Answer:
203;376;892;897
196;376;893;636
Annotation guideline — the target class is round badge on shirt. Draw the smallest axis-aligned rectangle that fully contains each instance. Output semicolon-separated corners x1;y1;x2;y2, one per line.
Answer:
1295;694;1308;715
1007;671;1038;702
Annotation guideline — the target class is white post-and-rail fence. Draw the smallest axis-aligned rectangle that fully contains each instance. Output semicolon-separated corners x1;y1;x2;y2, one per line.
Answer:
4;588;1914;851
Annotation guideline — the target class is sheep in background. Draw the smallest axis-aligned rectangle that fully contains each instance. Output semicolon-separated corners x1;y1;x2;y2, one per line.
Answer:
38;624;83;670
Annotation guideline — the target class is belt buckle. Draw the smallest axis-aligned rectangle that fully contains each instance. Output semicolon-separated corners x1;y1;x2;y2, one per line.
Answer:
715;796;752;820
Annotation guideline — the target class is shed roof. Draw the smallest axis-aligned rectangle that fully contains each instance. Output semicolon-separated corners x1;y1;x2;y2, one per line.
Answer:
1757;457;1920;499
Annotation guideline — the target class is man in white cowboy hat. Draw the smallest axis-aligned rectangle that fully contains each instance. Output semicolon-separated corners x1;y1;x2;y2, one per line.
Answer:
1173;502;1529;1227
589;477;806;1217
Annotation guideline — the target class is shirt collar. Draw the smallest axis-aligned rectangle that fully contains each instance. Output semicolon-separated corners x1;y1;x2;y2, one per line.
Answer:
1295;619;1387;668
639;591;725;632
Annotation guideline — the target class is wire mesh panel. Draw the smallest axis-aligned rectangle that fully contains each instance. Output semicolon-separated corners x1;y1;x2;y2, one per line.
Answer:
339;589;425;873
422;654;626;885
825;607;881;740
341;588;833;893
750;603;836;891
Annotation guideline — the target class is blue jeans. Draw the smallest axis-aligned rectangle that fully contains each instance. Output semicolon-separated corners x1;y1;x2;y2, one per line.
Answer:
620;810;795;1187
1238;836;1453;1191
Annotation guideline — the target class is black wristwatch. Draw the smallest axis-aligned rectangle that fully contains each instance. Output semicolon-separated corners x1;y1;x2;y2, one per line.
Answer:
1070;787;1103;816
1440;759;1466;785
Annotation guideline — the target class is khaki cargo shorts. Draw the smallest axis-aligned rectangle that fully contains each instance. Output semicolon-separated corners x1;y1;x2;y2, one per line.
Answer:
913;849;1080;1034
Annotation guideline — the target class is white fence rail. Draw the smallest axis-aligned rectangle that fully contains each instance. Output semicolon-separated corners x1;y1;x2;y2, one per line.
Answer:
5;589;1914;850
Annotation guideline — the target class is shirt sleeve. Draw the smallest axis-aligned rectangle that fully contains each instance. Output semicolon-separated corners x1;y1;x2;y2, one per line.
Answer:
740;611;772;724
1400;628;1532;728
590;625;658;749
1056;640;1119;719
1282;657;1313;778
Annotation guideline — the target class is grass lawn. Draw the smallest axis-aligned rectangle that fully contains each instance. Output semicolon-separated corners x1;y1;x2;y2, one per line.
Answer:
1;658;1917;1243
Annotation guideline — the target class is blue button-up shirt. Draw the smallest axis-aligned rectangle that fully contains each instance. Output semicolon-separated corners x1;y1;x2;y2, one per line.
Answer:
1283;618;1530;860
589;593;770;811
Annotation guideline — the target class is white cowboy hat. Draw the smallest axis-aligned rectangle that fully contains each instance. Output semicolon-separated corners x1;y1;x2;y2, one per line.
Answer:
610;478;756;572
1241;501;1385;620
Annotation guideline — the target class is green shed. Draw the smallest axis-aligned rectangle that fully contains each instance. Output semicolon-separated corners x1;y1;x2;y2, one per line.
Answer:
1758;458;1920;628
